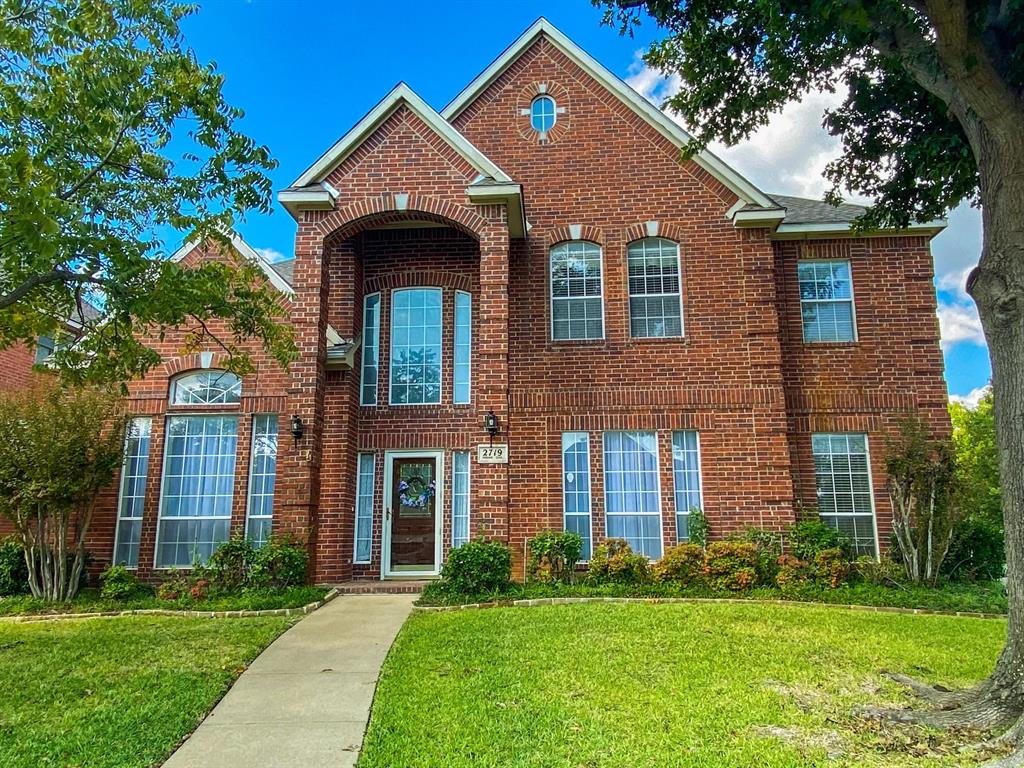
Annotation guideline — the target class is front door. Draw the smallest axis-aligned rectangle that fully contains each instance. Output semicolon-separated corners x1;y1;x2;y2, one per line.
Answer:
387;456;438;575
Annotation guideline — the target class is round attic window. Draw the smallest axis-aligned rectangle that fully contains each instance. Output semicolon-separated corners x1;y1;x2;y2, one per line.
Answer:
530;95;557;132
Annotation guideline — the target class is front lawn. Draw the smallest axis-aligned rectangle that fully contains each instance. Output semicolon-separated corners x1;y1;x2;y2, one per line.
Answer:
360;603;1007;767
0;615;294;768
0;585;328;616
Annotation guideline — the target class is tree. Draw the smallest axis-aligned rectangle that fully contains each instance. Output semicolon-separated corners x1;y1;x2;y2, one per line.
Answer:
0;0;294;384
885;416;959;585
599;1;1024;760
951;389;1002;528
0;382;126;601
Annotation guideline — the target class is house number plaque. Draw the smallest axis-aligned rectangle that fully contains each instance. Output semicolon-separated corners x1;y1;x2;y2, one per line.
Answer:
477;444;509;464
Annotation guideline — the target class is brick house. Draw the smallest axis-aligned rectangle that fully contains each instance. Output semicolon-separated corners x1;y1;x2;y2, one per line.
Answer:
69;18;947;582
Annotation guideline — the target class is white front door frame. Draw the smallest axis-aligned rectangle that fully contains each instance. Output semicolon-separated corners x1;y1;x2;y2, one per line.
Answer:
381;449;445;579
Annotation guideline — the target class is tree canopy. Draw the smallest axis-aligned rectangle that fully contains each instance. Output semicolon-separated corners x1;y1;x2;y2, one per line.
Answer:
0;0;294;383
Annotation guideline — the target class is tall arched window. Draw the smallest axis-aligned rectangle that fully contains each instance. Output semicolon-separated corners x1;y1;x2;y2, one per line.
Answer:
550;241;604;341
627;238;683;338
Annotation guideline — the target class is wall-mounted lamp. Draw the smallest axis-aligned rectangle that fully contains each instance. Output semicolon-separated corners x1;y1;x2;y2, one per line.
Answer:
484;410;500;438
290;414;305;442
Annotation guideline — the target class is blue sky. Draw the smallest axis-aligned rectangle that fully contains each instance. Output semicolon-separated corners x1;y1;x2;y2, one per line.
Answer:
178;0;990;402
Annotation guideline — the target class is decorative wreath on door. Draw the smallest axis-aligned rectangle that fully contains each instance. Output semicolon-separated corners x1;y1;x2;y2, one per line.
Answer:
398;476;436;508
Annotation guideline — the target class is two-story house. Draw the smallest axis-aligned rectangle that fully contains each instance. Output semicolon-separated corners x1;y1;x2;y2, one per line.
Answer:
73;18;947;583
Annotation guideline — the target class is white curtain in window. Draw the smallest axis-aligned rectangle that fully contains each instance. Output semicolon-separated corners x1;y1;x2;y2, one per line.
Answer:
562;432;592;560
354;454;375;563
246;415;278;547
603;431;662;558
671;430;702;542
361;293;381;405
113;417;152;568
452;451;470;548
454;293;471;404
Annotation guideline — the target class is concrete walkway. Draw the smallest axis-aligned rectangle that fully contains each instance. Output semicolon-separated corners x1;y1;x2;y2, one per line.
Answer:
163;594;416;768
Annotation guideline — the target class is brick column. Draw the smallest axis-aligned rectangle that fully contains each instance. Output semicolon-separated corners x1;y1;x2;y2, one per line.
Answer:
473;222;510;541
279;218;329;569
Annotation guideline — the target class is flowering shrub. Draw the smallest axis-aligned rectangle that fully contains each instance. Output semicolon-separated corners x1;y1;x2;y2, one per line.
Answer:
775;555;813;593
703;541;760;591
813;548;850;589
653;544;705;586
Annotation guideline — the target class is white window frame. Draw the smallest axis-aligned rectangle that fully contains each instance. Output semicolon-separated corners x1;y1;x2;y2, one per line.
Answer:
169;370;242;406
388;286;444;406
561;432;593;561
453;291;472;405
797;259;859;343
627;238;684;339
112;417;152;569
811;432;880;558
245;414;278;547
550;241;605;342
671;430;704;543
154;414;239;569
531;95;557;132
354;453;375;564
360;292;381;406
451;450;471;548
601;430;664;559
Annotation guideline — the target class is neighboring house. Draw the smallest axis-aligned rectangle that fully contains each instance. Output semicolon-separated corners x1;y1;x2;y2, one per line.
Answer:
0;302;103;391
78;18;947;582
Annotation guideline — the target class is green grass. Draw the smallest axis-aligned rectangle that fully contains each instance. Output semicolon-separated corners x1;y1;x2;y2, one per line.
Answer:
360;602;1007;768
0;614;294;768
418;579;1008;614
0;585;328;616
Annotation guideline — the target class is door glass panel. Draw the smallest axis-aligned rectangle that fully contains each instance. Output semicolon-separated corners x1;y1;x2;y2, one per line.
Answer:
390;459;436;570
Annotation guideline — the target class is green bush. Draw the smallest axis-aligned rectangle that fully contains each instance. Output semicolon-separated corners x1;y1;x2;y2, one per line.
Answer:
205;535;254;591
728;527;783;583
653;543;705;586
98;565;144;600
250;535;309;588
441;539;512;595
851;555;906;586
775;554;812;594
588;539;651;585
943;517;1005;582
703;541;759;591
787;520;850;561
0;537;28;596
527;530;583;584
812;548;849;588
686;509;709;548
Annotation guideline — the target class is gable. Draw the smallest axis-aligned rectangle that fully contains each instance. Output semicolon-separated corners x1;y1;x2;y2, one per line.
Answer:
169;234;294;296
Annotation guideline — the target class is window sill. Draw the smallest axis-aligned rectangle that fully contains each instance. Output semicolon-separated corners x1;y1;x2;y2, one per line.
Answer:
801;341;859;348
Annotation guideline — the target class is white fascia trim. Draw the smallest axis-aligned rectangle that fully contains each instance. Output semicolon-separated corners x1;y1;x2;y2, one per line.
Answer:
465;182;526;237
771;220;947;239
169;233;295;297
441;18;774;208
731;208;787;228
291;82;513;188
277;187;335;207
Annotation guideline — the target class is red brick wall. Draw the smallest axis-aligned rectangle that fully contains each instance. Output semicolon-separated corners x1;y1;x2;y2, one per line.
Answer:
0;344;37;392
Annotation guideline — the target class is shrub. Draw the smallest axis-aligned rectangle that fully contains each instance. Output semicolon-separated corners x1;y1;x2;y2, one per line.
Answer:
588;539;652;585
812;548;850;588
206;535;255;591
440;539;512;595
250;535;309;588
653;543;705;586
787;520;850;561
703;541;760;591
528;530;584;584
728;527;783;583
942;517;1005;582
156;577;189;601
852;555;906;586
686;509;710;548
0;536;28;596
775;554;812;593
99;565;142;600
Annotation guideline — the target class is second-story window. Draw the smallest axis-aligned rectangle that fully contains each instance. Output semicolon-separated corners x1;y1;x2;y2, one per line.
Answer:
550;241;604;341
361;293;381;406
454;291;471;404
798;260;857;342
628;238;683;338
390;288;442;405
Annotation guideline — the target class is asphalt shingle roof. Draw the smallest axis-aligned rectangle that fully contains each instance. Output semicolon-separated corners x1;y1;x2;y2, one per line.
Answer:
270;259;294;285
768;194;867;225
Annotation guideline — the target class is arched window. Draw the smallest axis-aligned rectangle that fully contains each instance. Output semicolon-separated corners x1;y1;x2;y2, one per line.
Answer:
531;95;557;133
170;370;242;406
550;241;604;341
627;238;683;338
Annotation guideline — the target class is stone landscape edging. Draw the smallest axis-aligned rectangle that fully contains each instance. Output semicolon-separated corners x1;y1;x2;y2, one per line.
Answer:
412;595;1006;619
0;587;339;623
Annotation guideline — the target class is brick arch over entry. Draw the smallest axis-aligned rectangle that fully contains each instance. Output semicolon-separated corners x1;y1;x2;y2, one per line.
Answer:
365;270;476;295
313;194;488;244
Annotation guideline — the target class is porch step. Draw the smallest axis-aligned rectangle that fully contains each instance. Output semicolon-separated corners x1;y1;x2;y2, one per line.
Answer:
328;580;430;595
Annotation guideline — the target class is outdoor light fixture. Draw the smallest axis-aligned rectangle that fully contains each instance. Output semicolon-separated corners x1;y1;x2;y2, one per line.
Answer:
484;410;500;438
290;414;304;442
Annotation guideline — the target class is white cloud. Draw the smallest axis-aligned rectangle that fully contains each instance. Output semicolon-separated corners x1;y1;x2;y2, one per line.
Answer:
949;384;991;409
937;301;985;349
255;246;288;263
625;55;986;353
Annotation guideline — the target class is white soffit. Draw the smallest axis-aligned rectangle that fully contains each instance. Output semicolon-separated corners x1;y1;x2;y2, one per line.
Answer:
291;82;514;188
441;17;775;209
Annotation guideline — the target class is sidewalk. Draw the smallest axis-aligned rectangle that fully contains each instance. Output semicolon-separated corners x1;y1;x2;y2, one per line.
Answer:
163;594;415;768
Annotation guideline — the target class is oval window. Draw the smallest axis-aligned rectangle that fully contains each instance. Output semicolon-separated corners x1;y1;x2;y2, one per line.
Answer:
530;95;556;132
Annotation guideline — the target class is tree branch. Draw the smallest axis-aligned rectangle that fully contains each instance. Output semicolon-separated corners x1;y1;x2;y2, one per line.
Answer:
58;114;133;202
0;270;109;310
